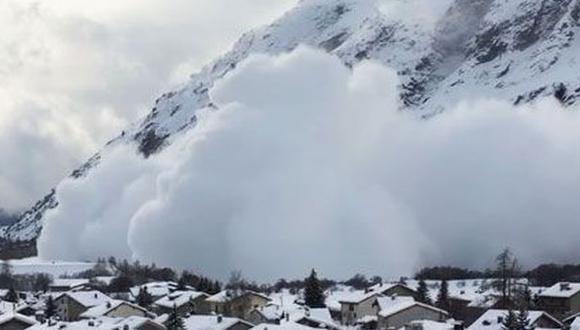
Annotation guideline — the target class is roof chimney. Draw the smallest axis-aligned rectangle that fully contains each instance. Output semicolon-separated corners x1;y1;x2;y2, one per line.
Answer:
561;282;571;291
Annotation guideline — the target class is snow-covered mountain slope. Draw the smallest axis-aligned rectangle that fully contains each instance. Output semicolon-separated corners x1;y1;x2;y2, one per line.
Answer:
2;0;580;247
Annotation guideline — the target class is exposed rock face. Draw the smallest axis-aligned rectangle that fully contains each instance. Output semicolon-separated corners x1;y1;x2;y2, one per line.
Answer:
3;0;580;250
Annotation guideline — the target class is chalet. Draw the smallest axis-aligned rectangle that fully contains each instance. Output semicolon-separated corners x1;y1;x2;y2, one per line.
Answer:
48;279;90;292
80;300;154;319
338;291;381;326
377;296;449;330
369;282;418;299
294;308;340;330
0;313;37;330
153;290;210;316
206;290;271;320
249;323;315;330
537;282;580;319
27;316;165;329
130;282;179;301
182;315;253;330
247;304;284;325
53;290;113;321
405;320;458;330
467;309;562;330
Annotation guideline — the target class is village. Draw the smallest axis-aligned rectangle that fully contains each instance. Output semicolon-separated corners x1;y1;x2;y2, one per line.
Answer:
0;250;579;330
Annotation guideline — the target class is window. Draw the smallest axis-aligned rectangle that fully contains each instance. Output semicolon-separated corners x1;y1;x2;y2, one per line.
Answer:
349;304;354;311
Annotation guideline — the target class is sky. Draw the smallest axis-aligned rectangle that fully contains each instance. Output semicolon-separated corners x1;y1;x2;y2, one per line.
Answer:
0;0;297;212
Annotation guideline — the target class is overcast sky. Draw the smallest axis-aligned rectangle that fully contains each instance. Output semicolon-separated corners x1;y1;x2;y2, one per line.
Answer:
0;0;296;212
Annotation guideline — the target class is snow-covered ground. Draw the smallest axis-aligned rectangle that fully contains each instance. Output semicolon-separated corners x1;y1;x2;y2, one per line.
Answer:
6;257;94;277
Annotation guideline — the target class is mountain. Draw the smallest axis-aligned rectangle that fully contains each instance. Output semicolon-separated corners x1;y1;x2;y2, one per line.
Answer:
1;0;579;254
0;209;18;227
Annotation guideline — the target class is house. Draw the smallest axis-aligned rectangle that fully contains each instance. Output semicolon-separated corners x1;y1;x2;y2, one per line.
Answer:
48;279;90;292
0;313;37;330
53;290;113;321
338;291;381;326
369;282;418;299
153;290;210;316
404;320;457;330
467;309;562;330
206;290;271;320
80;300;155;319
294;307;340;330
377;296;449;330
27;316;166;330
130;282;179;301
181;315;253;330
250;323;315;330
247;304;284;325
537;282;580;319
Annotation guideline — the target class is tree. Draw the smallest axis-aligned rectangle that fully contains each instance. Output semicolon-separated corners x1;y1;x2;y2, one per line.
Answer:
0;261;14;289
108;275;134;293
165;304;185;330
501;309;518;330
45;295;56;319
515;304;534;330
33;273;52;292
417;279;431;304
136;287;153;308
436;279;449;311
4;286;18;303
494;248;520;309
304;269;325;308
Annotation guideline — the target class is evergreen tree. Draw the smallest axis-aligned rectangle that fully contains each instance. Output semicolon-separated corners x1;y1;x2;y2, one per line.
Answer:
417;279;431;304
501;310;518;330
45;295;56;319
515;306;534;330
304;269;325;308
165;304;185;330
4;286;18;303
436;279;449;311
136;287;153;308
0;261;14;289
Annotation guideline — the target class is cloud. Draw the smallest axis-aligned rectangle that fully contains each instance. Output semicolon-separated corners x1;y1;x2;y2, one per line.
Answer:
38;46;580;282
0;0;296;210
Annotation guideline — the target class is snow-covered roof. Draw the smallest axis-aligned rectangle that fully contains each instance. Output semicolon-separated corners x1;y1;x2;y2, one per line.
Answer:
406;320;455;330
95;276;115;285
0;300;19;314
571;317;580;330
538;282;580;298
0;312;38;326
368;282;416;295
183;315;253;330
250;322;314;330
56;290;113;308
253;303;284;321
50;278;89;289
80;300;151;319
153;290;208;309
336;290;380;304
467;309;562;330
206;290;270;303
129;281;178;297
377;296;447;318
28;316;163;330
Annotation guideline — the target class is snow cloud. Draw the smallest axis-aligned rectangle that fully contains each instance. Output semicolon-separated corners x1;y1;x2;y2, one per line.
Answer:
0;0;296;211
38;47;580;281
